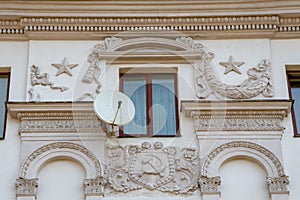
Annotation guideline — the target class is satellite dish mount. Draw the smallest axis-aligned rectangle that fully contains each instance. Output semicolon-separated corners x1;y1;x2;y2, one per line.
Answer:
93;90;135;137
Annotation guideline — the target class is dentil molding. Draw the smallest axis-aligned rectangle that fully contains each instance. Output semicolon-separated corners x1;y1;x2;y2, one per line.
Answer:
0;15;300;40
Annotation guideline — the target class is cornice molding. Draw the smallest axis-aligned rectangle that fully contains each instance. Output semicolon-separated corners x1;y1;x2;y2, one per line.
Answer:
181;100;292;132
7;102;107;134
0;15;299;40
1;1;300;17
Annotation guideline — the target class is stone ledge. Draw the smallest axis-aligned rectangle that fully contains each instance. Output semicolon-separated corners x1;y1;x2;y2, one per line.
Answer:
7;102;107;134
181;100;292;132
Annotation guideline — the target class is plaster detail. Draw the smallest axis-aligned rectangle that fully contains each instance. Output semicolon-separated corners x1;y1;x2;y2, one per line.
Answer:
219;55;244;75
199;176;221;194
201;141;285;177
51;57;78;77
195;118;283;131
84;176;107;197
267;176;290;194
16;178;38;197
19;119;104;133
1;14;300;40
196;53;274;99
29;65;68;101
20;142;103;178
181;100;291;132
77;38;123;100
106;141;199;194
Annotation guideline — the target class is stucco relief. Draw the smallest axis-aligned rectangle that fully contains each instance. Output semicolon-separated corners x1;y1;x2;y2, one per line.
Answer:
78;36;274;100
201;141;285;177
20;142;103;178
84;176;107;197
15;178;38;197
78;37;123;100
106;141;199;194
195;118;284;131
267;175;290;194
198;176;221;194
195;50;273;99
28;65;68;101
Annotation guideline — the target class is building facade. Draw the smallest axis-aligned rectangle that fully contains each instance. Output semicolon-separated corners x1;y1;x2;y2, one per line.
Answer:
1;1;300;200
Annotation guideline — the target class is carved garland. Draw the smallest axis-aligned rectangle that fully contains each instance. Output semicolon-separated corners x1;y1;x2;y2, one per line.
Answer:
20;142;103;178
201;141;285;177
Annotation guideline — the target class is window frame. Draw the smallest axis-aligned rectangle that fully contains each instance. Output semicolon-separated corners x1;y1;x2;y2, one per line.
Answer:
286;65;300;137
119;72;180;137
0;70;10;140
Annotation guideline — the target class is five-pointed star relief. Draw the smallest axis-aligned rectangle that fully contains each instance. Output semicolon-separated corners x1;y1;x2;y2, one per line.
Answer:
51;57;78;77
219;56;245;75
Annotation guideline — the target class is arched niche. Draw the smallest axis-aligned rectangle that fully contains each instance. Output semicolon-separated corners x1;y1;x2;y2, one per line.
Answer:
219;159;269;200
201;141;284;178
16;142;105;200
19;142;103;179
37;160;86;200
199;141;289;200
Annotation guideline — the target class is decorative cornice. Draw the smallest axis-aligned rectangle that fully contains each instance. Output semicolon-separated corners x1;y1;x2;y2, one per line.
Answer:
6;102;107;133
0;15;299;40
1;1;300;17
181;100;292;132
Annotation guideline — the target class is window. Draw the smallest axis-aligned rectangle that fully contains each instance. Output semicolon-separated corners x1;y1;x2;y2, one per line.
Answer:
286;65;300;136
0;70;10;139
119;70;179;137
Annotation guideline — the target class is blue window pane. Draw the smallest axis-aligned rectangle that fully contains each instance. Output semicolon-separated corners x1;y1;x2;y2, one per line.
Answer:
152;75;176;136
0;74;8;138
292;87;300;133
123;76;147;135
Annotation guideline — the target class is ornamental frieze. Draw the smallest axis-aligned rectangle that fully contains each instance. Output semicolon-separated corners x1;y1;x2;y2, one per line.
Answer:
106;141;200;194
194;118;284;131
19;119;105;133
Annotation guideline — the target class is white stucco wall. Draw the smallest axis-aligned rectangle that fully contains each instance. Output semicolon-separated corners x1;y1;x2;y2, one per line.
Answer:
271;39;300;200
0;38;299;200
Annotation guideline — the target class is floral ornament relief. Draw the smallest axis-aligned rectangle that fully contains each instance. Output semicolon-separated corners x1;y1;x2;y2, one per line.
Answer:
106;141;200;194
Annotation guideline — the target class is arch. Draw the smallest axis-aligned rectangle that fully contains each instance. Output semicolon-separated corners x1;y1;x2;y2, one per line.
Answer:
100;36;197;52
201;141;285;178
19;142;103;179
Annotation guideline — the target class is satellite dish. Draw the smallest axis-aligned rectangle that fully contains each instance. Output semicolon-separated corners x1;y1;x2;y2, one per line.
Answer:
93;90;135;127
